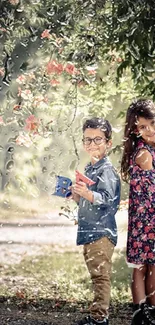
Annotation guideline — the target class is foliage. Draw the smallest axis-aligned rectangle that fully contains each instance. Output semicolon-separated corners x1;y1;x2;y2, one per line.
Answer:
1;0;155;99
103;0;155;98
0;0;140;125
2;0;153;196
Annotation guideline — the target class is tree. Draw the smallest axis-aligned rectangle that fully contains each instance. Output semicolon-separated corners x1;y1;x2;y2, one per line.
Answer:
1;0;149;198
1;0;155;101
104;0;155;98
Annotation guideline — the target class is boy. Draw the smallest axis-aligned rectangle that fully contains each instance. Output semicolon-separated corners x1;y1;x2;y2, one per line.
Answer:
71;117;121;325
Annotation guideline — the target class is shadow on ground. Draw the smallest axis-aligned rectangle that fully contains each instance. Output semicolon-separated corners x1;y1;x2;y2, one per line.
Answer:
0;296;133;325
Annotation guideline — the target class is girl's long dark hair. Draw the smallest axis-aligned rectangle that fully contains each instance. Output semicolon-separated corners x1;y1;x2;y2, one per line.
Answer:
121;99;155;182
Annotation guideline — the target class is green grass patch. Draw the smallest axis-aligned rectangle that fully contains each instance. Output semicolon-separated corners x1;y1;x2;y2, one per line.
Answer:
0;248;132;305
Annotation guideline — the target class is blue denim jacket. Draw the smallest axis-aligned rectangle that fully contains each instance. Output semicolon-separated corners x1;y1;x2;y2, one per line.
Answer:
77;157;121;246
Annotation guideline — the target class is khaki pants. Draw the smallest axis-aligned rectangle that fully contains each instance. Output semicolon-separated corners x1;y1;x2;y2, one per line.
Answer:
83;236;114;321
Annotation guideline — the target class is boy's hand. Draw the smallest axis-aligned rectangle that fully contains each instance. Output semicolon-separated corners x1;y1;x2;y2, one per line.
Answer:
68;186;80;203
73;181;94;203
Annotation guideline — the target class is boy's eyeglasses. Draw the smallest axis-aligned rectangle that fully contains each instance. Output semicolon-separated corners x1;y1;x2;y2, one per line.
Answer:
82;136;106;146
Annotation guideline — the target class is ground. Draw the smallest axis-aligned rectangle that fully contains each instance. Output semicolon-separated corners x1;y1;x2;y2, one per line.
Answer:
0;297;133;325
0;197;133;325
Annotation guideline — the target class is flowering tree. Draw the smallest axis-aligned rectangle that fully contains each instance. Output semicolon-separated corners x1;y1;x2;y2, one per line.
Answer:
1;0;155;100
1;0;147;197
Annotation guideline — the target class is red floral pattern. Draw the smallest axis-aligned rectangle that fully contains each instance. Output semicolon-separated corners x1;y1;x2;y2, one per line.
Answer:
127;140;155;265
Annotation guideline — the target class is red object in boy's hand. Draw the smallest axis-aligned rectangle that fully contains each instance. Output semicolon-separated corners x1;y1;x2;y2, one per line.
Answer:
75;170;95;186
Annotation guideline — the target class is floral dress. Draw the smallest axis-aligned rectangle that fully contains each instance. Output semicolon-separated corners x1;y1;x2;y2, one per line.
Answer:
127;139;155;265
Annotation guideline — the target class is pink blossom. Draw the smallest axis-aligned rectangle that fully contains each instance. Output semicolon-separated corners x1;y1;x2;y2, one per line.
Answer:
137;206;145;213
145;200;151;208
130;179;137;186
16;133;33;147
148;185;155;192
137;221;142;228
140;252;146;260
135;248;138;254
144;246;150;252
148;252;154;259
50;79;60;86
130;249;136;257
137;242;142;248
0;68;5;76
141;234;147;241
0;116;4;124
144;226;151;233
41;29;51;39
132;229;138;236
148;233;154;240
133;241;138;248
135;199;141;205
46;60;63;75
16;75;26;84
135;185;141;192
142;176;147;183
25;115;40;132
65;63;76;75
131;216;137;222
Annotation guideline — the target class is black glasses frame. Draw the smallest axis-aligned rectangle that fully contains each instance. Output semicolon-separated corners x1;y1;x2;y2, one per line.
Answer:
82;136;107;146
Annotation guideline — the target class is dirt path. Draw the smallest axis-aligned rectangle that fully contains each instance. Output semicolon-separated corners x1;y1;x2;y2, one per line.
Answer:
0;209;128;265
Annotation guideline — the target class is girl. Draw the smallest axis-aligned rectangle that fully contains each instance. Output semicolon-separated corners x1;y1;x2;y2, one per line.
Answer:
121;99;155;325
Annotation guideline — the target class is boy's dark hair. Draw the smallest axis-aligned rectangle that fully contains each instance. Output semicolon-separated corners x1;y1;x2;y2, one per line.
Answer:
82;117;112;141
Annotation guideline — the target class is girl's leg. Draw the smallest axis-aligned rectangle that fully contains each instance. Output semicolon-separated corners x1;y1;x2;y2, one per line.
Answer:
145;265;155;306
131;265;147;304
131;265;155;325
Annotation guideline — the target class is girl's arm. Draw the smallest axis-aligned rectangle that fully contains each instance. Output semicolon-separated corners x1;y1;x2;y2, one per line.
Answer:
135;149;153;170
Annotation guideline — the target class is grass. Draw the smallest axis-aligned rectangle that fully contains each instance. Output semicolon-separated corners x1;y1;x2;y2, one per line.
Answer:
0;194;131;310
111;248;132;302
0;248;132;306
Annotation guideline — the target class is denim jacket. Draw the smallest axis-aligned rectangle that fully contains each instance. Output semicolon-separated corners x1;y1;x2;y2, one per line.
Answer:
77;156;121;246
